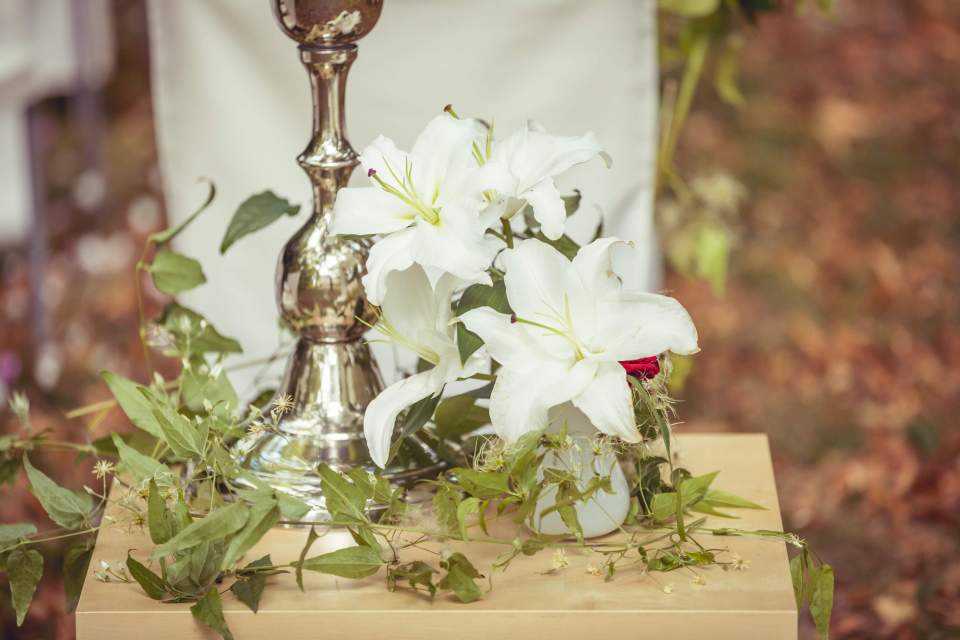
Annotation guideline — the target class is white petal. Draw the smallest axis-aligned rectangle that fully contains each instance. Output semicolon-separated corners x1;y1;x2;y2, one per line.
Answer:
496;125;609;193
598;292;700;361
410;114;485;203
360;135;410;189
572;237;626;295
522;179;565;240
572;361;638;442
362;228;417;305
411;206;498;286
379;265;437;344
489;359;596;442
364;370;443;468
330;187;415;236
459;307;544;367
500;238;575;323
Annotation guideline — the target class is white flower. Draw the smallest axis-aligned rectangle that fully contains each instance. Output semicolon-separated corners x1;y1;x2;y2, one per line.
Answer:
474;121;611;240
330;113;499;304
364;264;485;467
460;238;698;443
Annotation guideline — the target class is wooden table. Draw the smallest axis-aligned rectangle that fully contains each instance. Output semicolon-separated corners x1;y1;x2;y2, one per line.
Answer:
76;434;797;639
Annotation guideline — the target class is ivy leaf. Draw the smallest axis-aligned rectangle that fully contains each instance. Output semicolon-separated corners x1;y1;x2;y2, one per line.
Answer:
150;179;215;246
102;372;163;438
23;456;92;529
0;523;37;551
451;468;509;499
221;500;280;570
456;497;481;541
147;479;176;544
126;554;168;600
387;561;437;598
7;548;43;625
316;465;367;522
191;587;234;640
160;303;242;355
220;191;300;254
63;541;94;613
455;280;512;364
152;502;250;559
387;392;442;464
143;391;205;459
702;489;764;510
438;552;482;603
434;396;490;440
180;366;238;414
810;564;835;639
790;553;807;608
148;250;206;295
300;546;383;579
432;484;461;535
113;433;173;484
229;555;274;613
679;471;720;505
276;491;311;522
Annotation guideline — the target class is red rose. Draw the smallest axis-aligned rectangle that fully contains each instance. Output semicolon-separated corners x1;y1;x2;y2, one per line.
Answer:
619;356;660;380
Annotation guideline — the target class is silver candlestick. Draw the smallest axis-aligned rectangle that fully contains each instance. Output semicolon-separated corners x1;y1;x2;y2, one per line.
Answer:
234;0;445;520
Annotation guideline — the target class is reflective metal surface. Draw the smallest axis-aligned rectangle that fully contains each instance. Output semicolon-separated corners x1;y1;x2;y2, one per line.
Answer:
234;0;445;521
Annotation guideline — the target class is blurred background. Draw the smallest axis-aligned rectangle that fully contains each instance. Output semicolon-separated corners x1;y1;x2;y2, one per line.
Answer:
1;1;958;638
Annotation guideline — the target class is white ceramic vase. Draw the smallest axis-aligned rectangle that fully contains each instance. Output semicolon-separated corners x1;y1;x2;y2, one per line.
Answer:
529;405;631;538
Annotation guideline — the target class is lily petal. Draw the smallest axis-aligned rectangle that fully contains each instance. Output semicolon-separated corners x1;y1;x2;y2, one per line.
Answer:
363;228;417;305
379;265;440;346
410;114;485;204
500;238;575;324
572;237;626;295
598;291;700;361
364;370;443;468
359;135;411;187
330;187;415;236
572;361;639;442
411;205;498;287
460;307;547;367
522;179;565;240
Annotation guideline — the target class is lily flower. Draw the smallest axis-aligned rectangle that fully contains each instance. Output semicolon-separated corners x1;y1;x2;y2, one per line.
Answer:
364;264;485;467
460;238;698;443
330;113;499;304
474;121;611;240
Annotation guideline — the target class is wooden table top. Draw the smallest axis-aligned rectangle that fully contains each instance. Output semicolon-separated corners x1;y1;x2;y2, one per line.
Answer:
76;433;797;639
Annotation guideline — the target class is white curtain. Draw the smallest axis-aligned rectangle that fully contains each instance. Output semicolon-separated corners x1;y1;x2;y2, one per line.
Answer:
147;0;659;394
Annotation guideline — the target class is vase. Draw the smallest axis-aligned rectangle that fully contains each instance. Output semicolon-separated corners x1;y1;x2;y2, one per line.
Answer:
529;404;632;538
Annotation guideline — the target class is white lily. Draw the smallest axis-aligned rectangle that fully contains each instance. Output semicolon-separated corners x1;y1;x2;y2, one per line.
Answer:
474;121;611;240
460;237;698;443
330;113;499;304
364;264;485;467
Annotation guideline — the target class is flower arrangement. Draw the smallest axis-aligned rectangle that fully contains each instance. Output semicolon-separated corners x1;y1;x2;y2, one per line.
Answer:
0;109;834;639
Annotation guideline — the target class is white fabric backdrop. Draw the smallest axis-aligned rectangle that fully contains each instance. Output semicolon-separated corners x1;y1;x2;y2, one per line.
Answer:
147;0;660;395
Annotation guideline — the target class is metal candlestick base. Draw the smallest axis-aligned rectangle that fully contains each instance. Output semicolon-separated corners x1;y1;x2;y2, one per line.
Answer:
233;0;446;521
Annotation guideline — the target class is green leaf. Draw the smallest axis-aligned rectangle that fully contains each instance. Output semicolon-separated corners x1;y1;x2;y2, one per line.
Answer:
150;179;215;246
148;250;206;295
160;303;243;355
533;231;580;260
702;489;765;510
714;41;745;107
191;587;234;640
650;492;678;521
434;396;490;440
152;502;250;559
387;561;437;598
63;542;93;613
230;558;272;613
0;523;37;550
276;491;311;521
455;280;513;364
810;564;834;639
295;526;319;592
790;553;807;608
8;548;43;626
300;545;383;579
316;465;367;522
432;484;461;535
452;468;509;499
438;552;482;603
679;471;720;504
113;433;173;484
147;480;175;544
387;392;442;464
562;190;582;216
456;497;481;541
180;366;238;414
220;191;300;254
23;456;92;529
694;220;730;296
657;0;720;17
143;391;205;459
126;554;168;600
102;372;163;438
455;324;485;366
222;500;280;570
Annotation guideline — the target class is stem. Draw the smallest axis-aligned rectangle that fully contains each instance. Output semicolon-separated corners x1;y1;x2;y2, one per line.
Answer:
501;218;514;248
